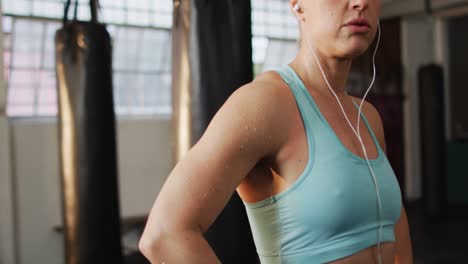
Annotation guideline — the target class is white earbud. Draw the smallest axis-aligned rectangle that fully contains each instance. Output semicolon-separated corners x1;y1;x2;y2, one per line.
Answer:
293;3;300;11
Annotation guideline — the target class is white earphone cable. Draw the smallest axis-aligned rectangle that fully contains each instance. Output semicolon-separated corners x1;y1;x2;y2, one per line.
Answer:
302;17;384;264
356;22;384;264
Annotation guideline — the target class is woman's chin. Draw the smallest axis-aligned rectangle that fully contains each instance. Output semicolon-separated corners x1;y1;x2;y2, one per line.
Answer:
339;42;371;58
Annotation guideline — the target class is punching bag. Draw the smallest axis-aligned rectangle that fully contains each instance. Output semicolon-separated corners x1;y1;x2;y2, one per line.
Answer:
172;0;258;263
55;1;123;263
418;64;447;220
194;1;258;263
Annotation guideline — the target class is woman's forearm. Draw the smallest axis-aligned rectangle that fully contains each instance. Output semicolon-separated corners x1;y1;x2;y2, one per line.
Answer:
139;229;221;264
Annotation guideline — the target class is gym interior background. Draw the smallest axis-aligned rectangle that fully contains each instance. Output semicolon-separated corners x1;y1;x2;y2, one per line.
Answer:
0;0;467;263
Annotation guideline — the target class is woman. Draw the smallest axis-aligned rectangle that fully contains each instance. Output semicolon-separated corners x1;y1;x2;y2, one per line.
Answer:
139;0;413;263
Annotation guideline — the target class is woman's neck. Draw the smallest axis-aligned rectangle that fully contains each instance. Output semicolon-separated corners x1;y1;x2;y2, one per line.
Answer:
290;46;352;98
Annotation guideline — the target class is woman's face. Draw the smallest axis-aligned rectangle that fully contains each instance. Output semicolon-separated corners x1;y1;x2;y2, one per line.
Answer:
293;0;381;59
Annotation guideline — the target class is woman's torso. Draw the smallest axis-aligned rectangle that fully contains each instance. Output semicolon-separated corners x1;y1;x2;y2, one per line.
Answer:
236;65;402;264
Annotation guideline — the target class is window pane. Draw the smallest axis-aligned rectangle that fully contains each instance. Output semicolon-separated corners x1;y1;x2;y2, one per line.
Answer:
262;39;298;72
12;20;44;69
43;22;61;70
114;72;138;113
3;0;298;117
3;0;173;28
251;0;299;73
7;69;37;116
37;70;57;116
32;1;63;18
6;0;32;16
140;30;171;72
113;27;141;71
251;0;298;39
101;8;126;24
127;10;150;26
3;9;171;116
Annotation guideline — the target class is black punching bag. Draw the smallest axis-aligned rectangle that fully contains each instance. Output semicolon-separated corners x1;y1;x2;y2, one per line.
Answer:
418;64;447;220
55;1;123;263
191;0;258;263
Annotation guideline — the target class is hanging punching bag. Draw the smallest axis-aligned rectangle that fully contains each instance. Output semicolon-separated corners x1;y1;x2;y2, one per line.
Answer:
194;1;257;263
55;1;123;263
172;0;258;263
418;64;447;220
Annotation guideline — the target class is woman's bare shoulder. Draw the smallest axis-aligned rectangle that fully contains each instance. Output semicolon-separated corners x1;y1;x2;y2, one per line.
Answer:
253;70;287;88
216;70;294;146
230;70;292;113
234;70;291;106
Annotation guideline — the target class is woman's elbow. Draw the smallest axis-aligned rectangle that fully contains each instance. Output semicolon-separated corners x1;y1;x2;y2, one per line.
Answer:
139;227;164;262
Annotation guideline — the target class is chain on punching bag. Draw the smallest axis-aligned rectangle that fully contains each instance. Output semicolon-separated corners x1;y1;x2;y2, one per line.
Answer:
55;1;123;263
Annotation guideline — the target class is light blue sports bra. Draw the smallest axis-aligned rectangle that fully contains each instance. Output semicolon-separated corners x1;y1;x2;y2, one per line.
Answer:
242;65;402;263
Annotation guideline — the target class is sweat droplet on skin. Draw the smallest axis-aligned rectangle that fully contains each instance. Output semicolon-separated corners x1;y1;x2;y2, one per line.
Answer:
208;187;217;195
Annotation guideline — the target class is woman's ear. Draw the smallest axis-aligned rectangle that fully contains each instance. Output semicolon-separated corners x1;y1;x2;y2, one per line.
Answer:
294;3;301;11
291;0;305;21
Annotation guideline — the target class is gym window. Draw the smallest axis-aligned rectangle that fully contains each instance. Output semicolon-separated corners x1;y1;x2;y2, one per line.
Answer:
3;0;173;117
3;0;298;117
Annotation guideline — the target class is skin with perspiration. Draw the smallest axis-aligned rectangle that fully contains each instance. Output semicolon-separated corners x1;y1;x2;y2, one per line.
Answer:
139;0;413;263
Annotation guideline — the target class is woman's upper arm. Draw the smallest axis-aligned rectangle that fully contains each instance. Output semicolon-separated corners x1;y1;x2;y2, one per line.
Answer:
144;81;287;236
